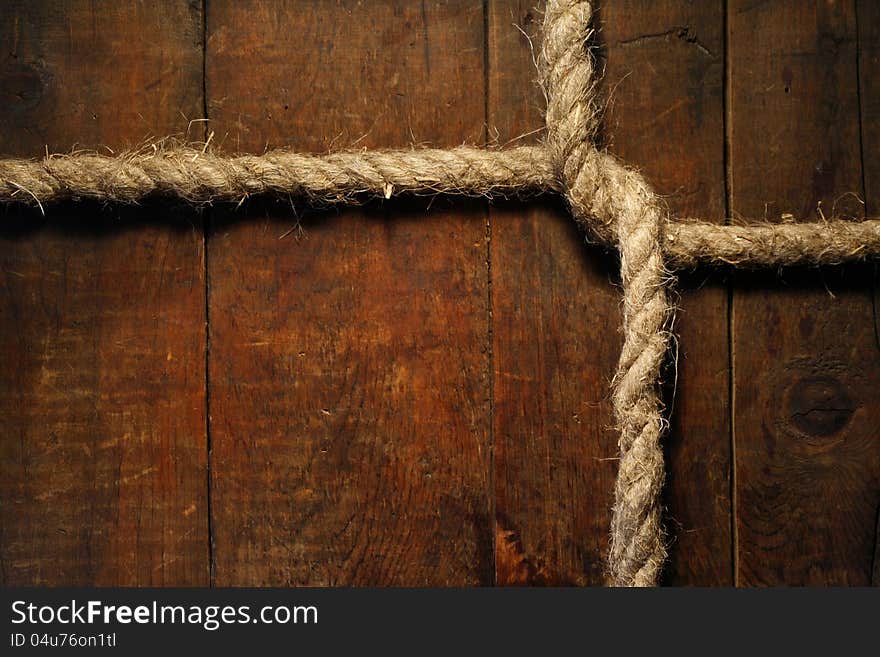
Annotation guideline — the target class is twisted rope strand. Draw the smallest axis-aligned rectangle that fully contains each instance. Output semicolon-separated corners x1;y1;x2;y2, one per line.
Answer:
543;0;672;586
3;145;877;269
0;145;558;206
664;219;880;269
608;171;672;587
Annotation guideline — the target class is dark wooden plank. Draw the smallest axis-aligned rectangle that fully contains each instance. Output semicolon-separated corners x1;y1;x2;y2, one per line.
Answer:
0;1;208;585
856;0;880;587
488;0;730;586
206;0;492;585
488;0;620;586
860;0;880;211
730;0;880;585
600;0;732;586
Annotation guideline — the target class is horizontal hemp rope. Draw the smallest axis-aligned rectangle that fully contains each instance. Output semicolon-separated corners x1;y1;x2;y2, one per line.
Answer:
0;146;555;205
1;0;878;586
2;146;878;271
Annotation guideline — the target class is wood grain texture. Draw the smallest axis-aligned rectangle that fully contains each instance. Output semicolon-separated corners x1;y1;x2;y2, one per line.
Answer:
206;0;493;585
860;0;880;214
600;0;732;586
0;1;207;585
488;0;620;586
1;0;876;588
729;0;880;585
857;0;880;587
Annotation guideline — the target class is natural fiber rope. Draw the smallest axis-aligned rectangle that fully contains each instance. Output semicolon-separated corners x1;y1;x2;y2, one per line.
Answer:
542;0;670;586
0;146;557;205
4;146;877;270
2;0;879;586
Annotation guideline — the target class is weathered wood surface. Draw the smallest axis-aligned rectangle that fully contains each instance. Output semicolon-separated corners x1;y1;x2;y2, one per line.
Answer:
730;0;880;585
205;0;492;585
859;0;880;585
0;1;208;585
0;0;876;586
488;0;621;586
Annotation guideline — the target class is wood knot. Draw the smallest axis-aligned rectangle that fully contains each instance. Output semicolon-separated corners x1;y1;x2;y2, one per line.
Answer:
784;375;854;438
769;355;864;458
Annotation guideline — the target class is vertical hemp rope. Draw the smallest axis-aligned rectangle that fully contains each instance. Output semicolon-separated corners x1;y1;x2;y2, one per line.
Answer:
543;0;673;586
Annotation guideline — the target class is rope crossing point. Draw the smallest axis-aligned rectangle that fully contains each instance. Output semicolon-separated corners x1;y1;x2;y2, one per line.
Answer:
2;0;879;585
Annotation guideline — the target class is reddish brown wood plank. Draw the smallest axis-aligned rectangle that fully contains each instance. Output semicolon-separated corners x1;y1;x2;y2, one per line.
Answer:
729;0;880;585
488;0;730;586
0;1;208;585
601;0;732;586
206;0;492;585
488;1;619;586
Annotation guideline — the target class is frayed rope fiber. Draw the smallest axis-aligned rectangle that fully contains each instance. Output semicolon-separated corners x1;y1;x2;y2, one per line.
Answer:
2;0;879;585
4;145;877;270
0;146;557;206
